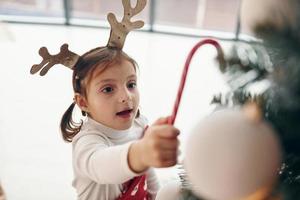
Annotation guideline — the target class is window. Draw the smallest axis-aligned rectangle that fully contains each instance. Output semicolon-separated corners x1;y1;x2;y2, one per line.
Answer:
71;0;149;23
0;0;244;39
0;0;64;18
154;0;240;34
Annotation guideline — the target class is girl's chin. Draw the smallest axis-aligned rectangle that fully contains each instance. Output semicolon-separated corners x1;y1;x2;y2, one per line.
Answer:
114;117;135;130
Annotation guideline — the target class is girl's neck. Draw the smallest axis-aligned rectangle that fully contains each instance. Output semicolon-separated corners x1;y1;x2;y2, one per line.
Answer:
87;117;133;139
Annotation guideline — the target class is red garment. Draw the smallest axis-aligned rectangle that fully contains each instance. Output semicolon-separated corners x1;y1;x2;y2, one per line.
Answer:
117;175;150;200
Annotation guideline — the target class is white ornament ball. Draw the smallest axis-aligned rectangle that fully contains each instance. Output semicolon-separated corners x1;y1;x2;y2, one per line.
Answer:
184;109;282;200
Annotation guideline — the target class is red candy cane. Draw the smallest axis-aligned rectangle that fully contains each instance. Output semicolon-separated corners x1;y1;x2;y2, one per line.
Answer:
168;39;225;125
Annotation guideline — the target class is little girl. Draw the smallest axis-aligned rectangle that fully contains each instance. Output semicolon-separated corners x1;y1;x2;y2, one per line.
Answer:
60;47;180;200
30;1;179;199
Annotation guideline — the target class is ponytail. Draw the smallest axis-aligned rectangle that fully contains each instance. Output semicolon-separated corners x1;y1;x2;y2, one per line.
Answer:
60;102;83;142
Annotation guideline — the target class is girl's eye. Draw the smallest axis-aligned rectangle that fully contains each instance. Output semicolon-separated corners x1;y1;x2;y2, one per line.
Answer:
101;86;114;93
127;81;137;89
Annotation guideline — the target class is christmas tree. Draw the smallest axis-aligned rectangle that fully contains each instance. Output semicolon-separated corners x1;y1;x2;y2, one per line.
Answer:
157;0;300;199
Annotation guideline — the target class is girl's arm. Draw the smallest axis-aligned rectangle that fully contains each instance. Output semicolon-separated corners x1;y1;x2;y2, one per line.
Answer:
73;117;179;185
73;134;142;184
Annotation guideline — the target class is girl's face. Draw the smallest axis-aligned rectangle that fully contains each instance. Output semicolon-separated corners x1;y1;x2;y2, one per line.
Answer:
79;59;140;130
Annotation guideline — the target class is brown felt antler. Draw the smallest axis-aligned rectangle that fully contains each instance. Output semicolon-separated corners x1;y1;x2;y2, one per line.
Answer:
107;0;147;49
30;43;79;76
31;1;147;77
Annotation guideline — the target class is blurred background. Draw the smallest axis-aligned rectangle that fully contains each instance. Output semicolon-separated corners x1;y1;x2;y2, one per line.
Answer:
0;0;254;199
0;0;253;35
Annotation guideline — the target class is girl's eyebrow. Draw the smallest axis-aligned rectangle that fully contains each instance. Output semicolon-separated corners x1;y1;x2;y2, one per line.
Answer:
95;79;116;86
127;74;137;79
95;74;136;86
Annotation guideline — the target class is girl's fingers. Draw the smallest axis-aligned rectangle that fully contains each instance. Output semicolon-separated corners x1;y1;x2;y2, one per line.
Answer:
157;138;179;151
154;151;178;167
160;150;178;160
155;126;180;139
152;117;170;125
144;125;179;139
141;119;180;168
161;160;177;167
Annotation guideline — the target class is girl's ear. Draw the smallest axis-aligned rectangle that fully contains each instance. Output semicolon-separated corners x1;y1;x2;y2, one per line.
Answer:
74;93;89;113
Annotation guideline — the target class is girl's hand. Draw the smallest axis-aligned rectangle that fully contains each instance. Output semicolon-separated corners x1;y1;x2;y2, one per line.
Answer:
128;117;180;173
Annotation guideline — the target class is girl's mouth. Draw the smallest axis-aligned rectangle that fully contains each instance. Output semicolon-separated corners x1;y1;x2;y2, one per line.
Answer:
116;109;133;118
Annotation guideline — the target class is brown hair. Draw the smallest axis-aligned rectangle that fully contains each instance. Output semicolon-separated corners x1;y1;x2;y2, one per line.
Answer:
60;47;138;142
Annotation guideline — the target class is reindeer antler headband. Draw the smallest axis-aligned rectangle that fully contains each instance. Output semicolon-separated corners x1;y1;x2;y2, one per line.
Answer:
30;0;147;76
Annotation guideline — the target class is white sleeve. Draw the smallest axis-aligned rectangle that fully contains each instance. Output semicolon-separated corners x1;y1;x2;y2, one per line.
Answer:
146;168;160;199
73;134;141;184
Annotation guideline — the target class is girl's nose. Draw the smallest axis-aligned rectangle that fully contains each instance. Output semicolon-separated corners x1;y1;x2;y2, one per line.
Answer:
119;88;131;103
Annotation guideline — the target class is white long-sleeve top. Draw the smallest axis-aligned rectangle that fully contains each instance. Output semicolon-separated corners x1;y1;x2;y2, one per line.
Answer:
72;115;160;200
